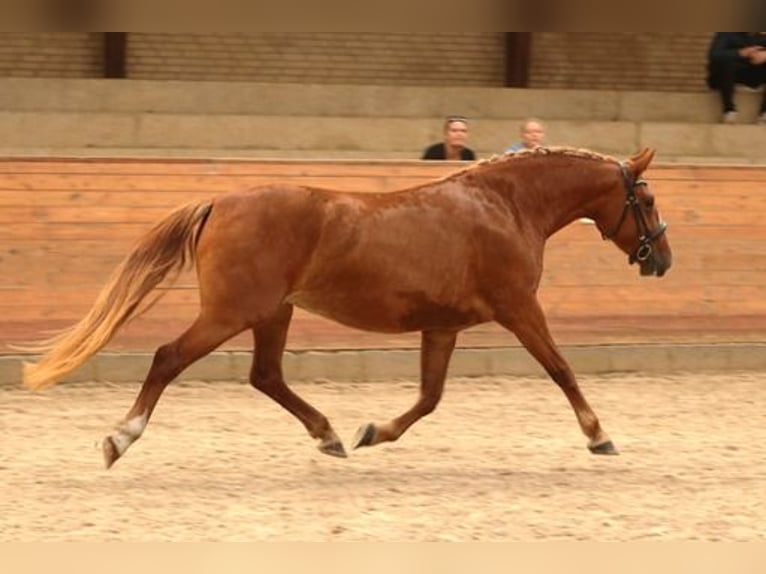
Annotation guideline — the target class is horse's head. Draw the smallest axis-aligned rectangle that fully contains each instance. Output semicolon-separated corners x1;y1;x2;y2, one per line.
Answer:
599;148;672;277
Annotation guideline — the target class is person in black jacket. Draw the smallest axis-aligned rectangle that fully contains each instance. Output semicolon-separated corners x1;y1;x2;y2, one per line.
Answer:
707;32;766;124
421;116;476;161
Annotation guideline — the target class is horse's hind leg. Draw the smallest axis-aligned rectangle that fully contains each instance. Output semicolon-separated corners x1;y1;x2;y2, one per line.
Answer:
496;299;617;455
250;304;346;458
353;329;457;449
102;314;246;469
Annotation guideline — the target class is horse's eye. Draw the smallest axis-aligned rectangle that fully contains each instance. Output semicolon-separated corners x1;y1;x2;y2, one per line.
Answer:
643;198;655;209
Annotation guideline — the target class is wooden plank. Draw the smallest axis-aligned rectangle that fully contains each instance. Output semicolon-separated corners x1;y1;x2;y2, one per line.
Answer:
3;223;763;251
0;259;197;287
5;282;764;315
0;222;155;241
3;234;764;285
0;191;764;226
4;253;765;288
1;205;764;227
0;189;215;208
5;256;765;289
0;173;396;193
2;172;761;196
0;158;457;177
3;231;763;265
647;165;766;182
0;160;763;191
4;312;765;353
541;268;766;286
539;284;766;306
0;173;761;200
6;190;764;216
0;205;189;225
0;156;610;172
0;285;198;305
0;157;763;179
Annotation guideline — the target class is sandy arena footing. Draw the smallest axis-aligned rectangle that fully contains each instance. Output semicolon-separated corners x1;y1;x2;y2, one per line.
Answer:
1;371;764;541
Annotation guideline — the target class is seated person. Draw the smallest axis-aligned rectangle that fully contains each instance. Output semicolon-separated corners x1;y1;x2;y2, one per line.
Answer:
707;32;766;124
505;118;546;153
421;116;476;160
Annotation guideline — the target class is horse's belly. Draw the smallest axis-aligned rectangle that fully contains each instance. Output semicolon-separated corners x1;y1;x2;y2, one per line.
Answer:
286;290;490;333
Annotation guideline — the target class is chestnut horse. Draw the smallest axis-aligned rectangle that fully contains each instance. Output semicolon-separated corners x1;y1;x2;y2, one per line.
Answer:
23;147;671;469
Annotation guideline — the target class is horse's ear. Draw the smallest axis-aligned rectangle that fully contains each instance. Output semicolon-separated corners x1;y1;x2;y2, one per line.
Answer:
628;148;655;176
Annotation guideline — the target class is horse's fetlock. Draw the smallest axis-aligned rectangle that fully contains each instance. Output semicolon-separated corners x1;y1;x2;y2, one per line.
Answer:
420;398;440;416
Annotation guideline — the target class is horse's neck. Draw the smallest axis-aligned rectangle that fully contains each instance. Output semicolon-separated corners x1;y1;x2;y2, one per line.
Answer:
487;160;614;239
531;180;596;237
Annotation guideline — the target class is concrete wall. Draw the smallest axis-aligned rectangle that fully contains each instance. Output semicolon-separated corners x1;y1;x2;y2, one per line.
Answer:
0;33;714;92
3;344;766;387
1;79;764;163
530;33;711;92
0;33;101;78
128;33;506;86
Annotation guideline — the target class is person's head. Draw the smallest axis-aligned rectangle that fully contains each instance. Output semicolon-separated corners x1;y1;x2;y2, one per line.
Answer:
519;118;545;150
443;116;470;149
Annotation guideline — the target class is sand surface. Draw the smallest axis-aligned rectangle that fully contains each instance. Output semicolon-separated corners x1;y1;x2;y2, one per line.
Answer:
1;372;764;541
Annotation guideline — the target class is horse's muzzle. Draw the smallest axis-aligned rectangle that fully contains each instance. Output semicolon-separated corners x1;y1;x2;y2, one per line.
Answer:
637;250;671;277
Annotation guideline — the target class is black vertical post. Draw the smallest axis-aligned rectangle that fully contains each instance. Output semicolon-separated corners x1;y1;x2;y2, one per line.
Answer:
103;32;127;78
505;33;531;88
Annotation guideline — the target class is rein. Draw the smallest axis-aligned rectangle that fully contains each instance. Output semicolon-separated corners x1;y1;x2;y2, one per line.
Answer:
601;163;668;264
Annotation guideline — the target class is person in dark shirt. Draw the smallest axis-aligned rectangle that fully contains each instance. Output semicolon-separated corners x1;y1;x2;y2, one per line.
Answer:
707;32;766;124
421;116;476;161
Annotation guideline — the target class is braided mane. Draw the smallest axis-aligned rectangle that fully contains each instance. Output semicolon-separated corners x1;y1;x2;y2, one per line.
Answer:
437;146;621;183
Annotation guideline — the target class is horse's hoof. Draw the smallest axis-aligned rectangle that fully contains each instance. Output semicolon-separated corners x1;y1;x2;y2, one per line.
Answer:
352;423;376;449
318;439;348;458
102;437;121;469
588;440;619;455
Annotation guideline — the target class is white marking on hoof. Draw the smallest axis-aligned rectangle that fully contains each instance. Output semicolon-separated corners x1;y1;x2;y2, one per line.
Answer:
109;412;148;457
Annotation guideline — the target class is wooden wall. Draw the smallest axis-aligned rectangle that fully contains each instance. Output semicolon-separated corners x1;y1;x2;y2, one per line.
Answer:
1;158;764;353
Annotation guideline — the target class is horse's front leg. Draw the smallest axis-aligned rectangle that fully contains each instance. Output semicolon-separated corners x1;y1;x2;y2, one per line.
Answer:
497;298;617;455
353;329;457;449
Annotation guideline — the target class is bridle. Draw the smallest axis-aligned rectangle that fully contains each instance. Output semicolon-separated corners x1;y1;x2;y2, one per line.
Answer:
601;163;668;264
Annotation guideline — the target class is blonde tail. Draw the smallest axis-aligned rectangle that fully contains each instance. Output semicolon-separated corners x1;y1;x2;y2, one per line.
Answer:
21;200;213;390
